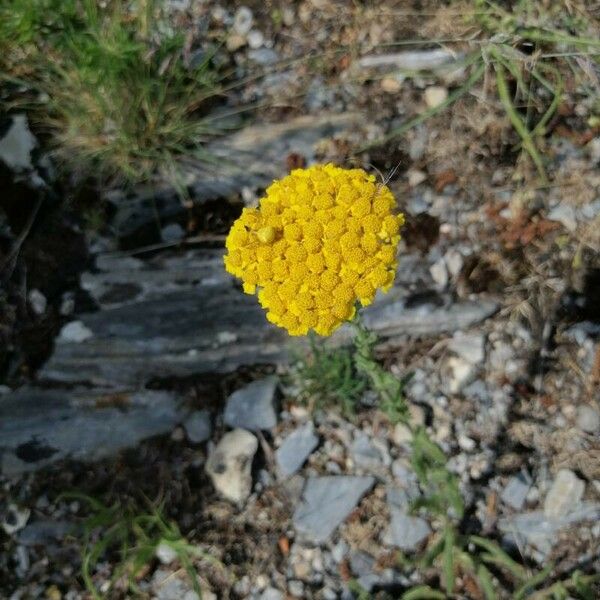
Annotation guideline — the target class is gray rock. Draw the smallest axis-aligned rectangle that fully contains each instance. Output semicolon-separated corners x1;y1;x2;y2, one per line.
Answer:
160;223;185;243
544;469;585;518
498;503;600;561
548;204;577;231
261;588;283;600
17;520;76;546
287;581;304;597
151;568;200;600
576;404;600;434
2;504;30;535
448;332;485;364
224;377;278;431
58;320;93;343
276;422;319;477
28;289;47;316
293;476;375;543
247;30;264;49
0;388;184;475
501;471;532;511
350;433;384;469
248;48;279;65
349;550;375;577
205;429;258;504
0;114;37;172
362;299;499;338
183;410;212;444
233;6;253;35
385;509;431;551
357;49;459;72
446;356;477;394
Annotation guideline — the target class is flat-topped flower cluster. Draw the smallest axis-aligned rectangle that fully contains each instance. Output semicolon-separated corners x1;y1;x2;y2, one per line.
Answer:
224;164;404;336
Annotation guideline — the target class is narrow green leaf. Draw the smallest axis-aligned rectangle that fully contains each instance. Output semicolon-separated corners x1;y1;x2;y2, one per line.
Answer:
493;59;548;182
477;564;497;600
402;585;446;600
443;525;456;595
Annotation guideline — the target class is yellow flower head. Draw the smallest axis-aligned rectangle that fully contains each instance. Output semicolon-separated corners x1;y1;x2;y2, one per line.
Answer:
224;164;404;336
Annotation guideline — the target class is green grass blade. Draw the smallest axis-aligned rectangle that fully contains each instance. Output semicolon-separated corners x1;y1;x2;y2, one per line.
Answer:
514;564;553;600
469;536;528;581
493;59;548;182
442;525;456;594
477;563;497;600
402;585;446;600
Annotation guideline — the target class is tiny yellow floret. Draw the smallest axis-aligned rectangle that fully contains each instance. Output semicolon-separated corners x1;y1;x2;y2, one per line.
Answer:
223;164;404;336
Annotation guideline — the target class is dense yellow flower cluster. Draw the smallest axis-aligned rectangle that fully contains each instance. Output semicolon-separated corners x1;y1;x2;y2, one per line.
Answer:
224;164;404;336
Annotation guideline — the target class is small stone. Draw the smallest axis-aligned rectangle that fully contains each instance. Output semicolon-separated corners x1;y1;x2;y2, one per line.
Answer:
332;539;349;563
59;292;75;316
0;114;37;172
392;423;412;445
457;433;476;452
385;508;430;551
247;30;264;49
224;376;278;431
548;204;577;232
206;429;258;504
293;476;375;543
155;541;178;564
381;77;402;93
59;321;93;343
445;248;464;278
261;588;284;600
217;331;238;344
576;405;600;434
226;34;246;52
288;580;304;597
160;223;185;243
350;433;385;469
408;403;426;426
183;410;212;444
233;6;253;35
544;469;585;518
248;48;279;65
282;6;295;26
17;520;75;546
501;471;532;511
407;169;427;187
424;86;448;108
28;289;47;315
276;422;319;477
446;356;477;394
430;258;448;288
448;332;485;364
2;504;31;535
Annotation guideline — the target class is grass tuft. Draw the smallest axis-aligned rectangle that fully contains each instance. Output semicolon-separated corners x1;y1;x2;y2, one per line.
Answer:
0;0;227;186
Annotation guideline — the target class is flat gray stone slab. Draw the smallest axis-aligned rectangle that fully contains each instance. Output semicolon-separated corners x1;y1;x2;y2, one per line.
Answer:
224;376;278;431
39;242;498;389
498;503;600;562
0;387;183;476
276;422;319;477
293;476;374;544
385;508;431;552
501;471;532;511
